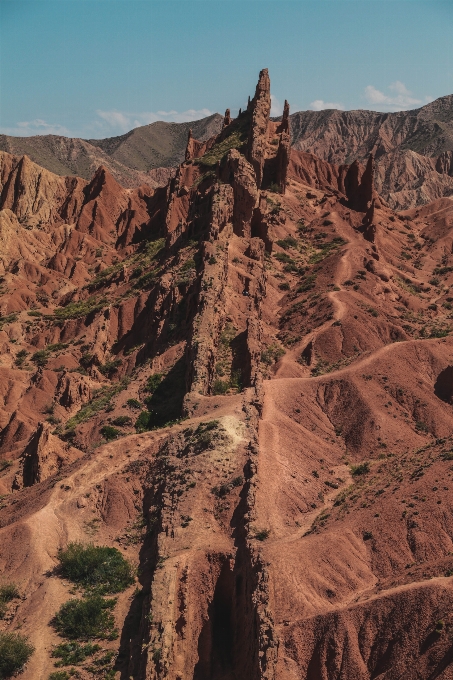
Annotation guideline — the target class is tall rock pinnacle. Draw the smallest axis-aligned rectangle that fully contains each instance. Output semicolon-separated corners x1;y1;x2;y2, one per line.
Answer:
247;68;271;188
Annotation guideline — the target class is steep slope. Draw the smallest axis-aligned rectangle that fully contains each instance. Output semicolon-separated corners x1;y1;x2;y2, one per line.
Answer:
0;114;223;188
2;70;453;680
288;95;453;209
87;113;224;171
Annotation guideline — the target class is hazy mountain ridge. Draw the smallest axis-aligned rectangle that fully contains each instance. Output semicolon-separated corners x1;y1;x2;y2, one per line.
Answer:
0;113;223;188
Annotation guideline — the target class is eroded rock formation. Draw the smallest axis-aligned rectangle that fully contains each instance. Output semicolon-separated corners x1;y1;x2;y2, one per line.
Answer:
1;70;453;680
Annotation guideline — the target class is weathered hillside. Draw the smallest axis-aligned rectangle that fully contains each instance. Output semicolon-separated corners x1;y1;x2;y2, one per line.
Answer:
1;71;453;680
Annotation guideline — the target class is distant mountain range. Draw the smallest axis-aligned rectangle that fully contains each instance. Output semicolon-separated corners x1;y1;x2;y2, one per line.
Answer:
2;95;453;208
0;114;224;188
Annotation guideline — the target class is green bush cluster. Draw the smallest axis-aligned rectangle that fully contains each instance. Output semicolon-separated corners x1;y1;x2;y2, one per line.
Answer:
100;425;121;441
351;462;370;476
0;632;34;678
0;584;19;619
261;344;285;366
58;543;134;594
54;296;108;320
145;373;164;394
31;349;50;367
53;595;117;640
51;641;100;666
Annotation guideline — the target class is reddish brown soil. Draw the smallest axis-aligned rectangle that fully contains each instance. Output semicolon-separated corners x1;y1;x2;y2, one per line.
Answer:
1;71;453;680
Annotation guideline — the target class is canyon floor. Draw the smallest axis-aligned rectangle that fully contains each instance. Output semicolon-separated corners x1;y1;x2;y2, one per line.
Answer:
1;70;453;679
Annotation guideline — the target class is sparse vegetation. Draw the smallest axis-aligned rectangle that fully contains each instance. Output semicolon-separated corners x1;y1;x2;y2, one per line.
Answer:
276;237;297;250
0;314;18;330
65;378;129;430
351;462;370;476
195;115;249;167
254;529;270;541
98;358;122;378
261;344;285;366
51;641;100;666
58;543;134;594
54;296;108;320
0;584;19;619
111;415;132;427
48;672;72;680
144;373;164;394
14;349;29;367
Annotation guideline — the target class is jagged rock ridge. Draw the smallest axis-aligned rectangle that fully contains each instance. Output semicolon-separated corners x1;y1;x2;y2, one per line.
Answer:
1;70;453;680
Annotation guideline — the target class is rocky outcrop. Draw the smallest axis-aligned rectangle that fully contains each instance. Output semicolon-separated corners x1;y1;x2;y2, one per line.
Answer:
344;154;378;211
275;101;291;194
56;371;93;410
221;149;259;237
13;421;81;488
184;239;229;400
223;108;232;128
247;68;272;188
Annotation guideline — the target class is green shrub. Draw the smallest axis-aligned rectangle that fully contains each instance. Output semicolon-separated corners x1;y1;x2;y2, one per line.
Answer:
261;344;285;366
135;411;151;432
255;529;270;541
100;425;120;441
297;274;317;292
47;342;69;352
99;359;122;378
351;462;370;476
133;270;159;290
0;632;34;677
51;641;100;666
145;373;164;394
54;297;108;320
58;543;134;594
276;237;297;250
0;460;12;473
14;349;28;367
0;583;19;618
0;314;17;329
126;398;142;410
31;349;49;367
111;416;132;427
48;672;71;680
53;596;117;640
65;379;129;429
212;379;229;395
274;252;294;264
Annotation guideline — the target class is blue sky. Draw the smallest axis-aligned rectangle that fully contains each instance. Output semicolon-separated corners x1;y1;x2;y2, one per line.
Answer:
1;0;453;139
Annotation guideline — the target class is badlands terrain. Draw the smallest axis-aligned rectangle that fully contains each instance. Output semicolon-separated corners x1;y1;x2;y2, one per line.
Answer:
1;70;453;679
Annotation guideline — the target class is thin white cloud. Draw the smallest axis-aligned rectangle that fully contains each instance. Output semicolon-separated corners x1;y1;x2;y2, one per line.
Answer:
310;99;345;111
95;107;215;133
0;119;70;136
363;82;433;111
270;94;283;117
